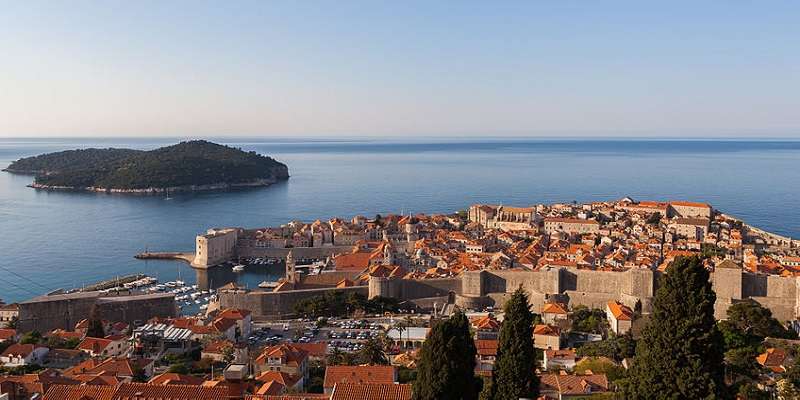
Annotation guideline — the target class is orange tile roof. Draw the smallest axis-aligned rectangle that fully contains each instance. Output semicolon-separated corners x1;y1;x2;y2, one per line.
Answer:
756;348;787;372
78;337;114;354
291;342;328;358
475;339;498;356
0;328;16;340
42;384;116;400
533;324;561;337
539;373;609;395
330;382;411;400
217;308;252;320
670;201;711;209
255;344;308;366
324;365;396;389
246;394;329;400
149;372;206;386
44;382;228;400
333;252;374;271
541;302;568;315
606;301;633;321
470;315;500;331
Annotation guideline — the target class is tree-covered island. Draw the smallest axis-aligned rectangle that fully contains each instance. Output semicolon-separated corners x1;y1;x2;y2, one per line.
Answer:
2;140;289;193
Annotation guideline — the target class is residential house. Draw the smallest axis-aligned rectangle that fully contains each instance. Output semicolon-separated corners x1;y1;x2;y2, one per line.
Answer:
544;349;577;371
255;371;304;396
215;308;253;339
0;344;49;367
541;303;569;326
0;329;16;344
77;335;129;358
605;301;634;334
539;372;610;399
254;344;309;385
533;325;562;351
474;339;498;375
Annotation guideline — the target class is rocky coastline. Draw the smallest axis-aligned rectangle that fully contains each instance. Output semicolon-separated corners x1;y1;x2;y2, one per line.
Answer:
27;177;284;194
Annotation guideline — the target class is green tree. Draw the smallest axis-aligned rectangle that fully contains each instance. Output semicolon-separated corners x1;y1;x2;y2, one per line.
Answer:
167;363;189;374
621;256;725;399
20;331;42;345
725;300;796;339
358;336;389;365
131;366;148;382
724;346;762;380
326;347;356;366
86;306;105;338
412;310;478;400
490;287;538;400
570;305;608;334
576;332;636;362
574;357;627;382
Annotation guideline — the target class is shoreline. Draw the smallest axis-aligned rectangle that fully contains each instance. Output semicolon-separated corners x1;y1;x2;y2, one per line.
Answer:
25;177;287;194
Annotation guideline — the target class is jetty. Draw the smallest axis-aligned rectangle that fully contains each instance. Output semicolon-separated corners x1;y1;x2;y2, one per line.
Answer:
134;252;195;264
76;274;148;292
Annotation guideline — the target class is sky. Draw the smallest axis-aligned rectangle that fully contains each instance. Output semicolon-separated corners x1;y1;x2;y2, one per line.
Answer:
1;1;799;138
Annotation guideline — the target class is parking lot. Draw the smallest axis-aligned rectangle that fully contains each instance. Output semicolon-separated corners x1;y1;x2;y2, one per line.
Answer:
247;317;398;353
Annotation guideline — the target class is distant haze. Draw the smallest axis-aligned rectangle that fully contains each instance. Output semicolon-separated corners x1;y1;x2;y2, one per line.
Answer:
1;1;799;138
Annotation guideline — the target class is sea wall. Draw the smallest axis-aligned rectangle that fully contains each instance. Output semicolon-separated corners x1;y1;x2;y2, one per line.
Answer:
18;292;176;332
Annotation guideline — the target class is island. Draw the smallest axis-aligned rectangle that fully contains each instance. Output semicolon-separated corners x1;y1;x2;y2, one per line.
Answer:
2;140;289;193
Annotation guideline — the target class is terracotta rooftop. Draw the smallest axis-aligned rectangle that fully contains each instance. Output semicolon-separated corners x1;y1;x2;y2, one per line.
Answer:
330;382;411;400
324;365;396;389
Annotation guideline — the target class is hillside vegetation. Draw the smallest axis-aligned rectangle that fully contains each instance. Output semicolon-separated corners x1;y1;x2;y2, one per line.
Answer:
4;140;289;191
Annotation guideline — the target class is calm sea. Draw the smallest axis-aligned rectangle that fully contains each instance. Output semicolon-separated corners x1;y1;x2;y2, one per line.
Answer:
1;137;799;303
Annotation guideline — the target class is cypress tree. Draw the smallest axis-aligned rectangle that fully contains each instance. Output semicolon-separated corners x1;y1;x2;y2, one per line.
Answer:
622;256;725;399
86;305;105;338
413;310;478;400
491;287;538;400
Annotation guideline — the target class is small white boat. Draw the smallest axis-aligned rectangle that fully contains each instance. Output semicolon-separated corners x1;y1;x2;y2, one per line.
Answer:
232;264;245;272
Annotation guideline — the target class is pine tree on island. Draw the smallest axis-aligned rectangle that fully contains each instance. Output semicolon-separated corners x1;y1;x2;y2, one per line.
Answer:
489;286;538;400
412;310;479;400
622;256;725;399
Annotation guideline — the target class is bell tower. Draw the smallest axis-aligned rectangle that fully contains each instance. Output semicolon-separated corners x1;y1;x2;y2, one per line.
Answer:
285;250;298;283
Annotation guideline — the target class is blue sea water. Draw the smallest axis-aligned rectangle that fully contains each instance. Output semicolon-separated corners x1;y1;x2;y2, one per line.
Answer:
1;137;799;303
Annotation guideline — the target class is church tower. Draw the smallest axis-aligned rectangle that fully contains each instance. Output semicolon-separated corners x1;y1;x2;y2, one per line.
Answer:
286;250;298;283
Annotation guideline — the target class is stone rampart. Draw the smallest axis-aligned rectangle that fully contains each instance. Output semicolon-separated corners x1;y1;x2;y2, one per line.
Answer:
18;292;176;332
372;266;800;322
234;245;354;261
218;286;369;320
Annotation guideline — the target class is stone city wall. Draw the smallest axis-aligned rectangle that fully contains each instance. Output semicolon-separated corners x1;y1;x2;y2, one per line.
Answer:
234;245;354;261
18;292;176;332
372;267;800;322
218;286;369;320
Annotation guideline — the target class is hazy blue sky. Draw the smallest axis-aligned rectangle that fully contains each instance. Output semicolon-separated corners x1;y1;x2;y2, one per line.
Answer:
1;1;799;138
